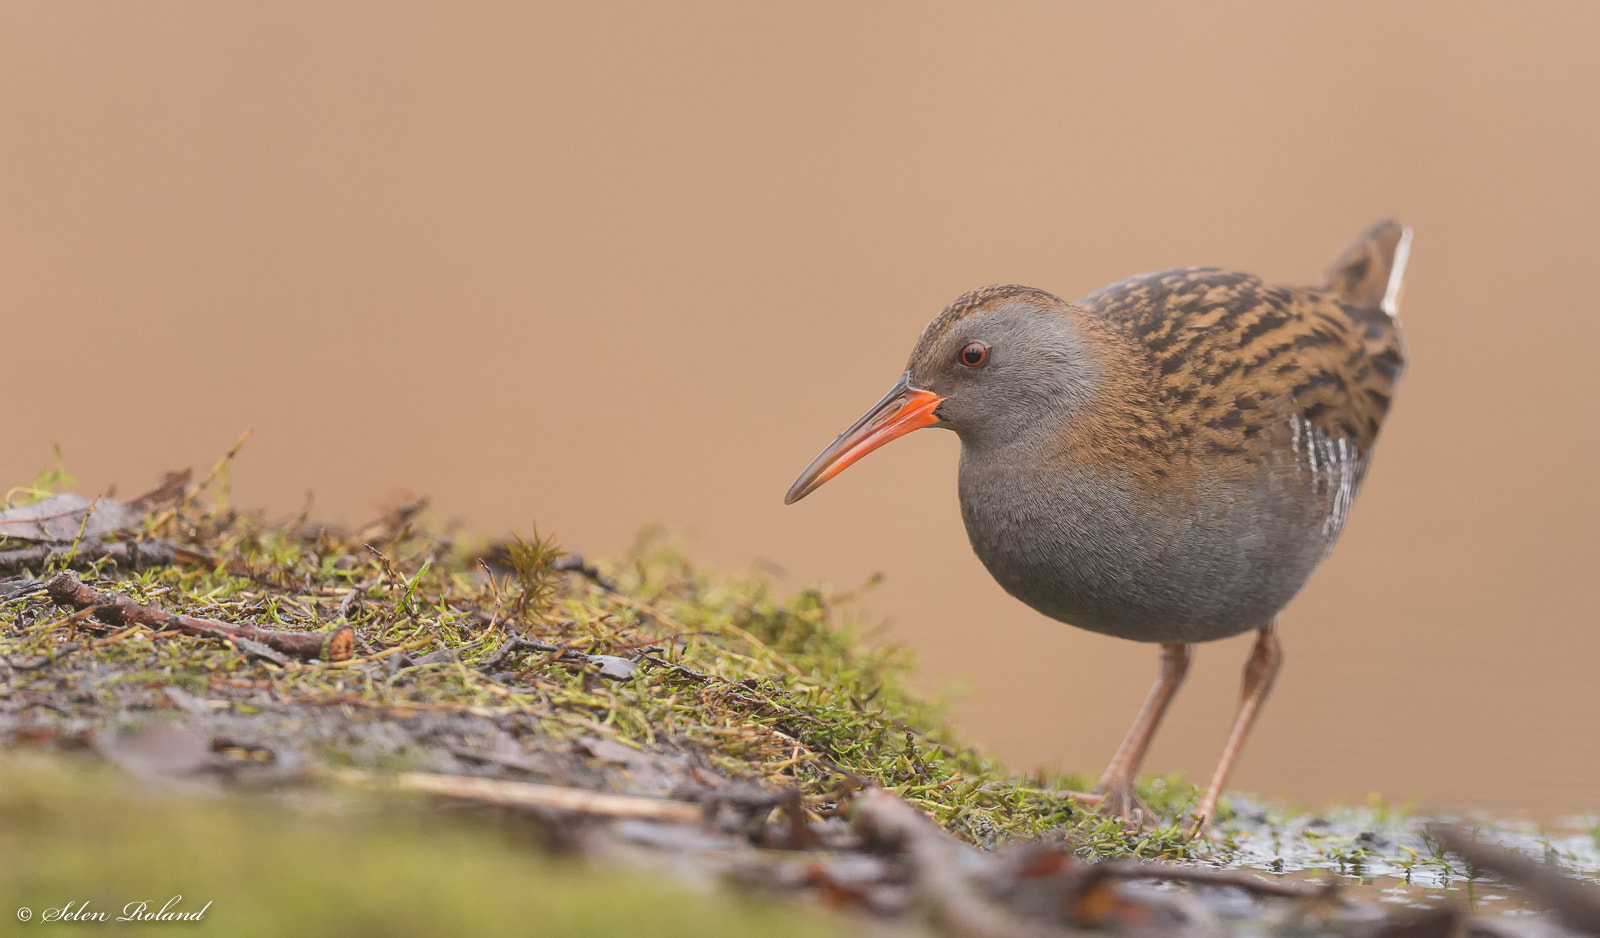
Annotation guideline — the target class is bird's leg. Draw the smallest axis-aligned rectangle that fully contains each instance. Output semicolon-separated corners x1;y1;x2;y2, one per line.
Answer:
1192;625;1283;833
1092;642;1192;827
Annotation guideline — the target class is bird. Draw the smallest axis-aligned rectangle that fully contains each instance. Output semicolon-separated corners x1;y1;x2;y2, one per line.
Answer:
784;220;1410;830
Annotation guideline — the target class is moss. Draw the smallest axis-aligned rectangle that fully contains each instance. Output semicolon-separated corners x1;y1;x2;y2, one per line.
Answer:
0;466;1200;861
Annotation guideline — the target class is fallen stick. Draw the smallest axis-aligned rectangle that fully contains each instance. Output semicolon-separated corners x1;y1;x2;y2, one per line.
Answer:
44;571;354;663
853;788;1064;938
478;635;563;671
1088;858;1333;900
476;636;638;679
0;539;177;575
334;768;704;823
1430;823;1600;934
551;553;619;593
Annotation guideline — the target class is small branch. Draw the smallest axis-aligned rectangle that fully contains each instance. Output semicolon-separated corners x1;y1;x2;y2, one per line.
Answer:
477;635;562;671
5;644;83;671
853;788;1063;938
44;572;353;663
180;428;252;515
1089;858;1333;900
229;636;293;667
334;768;704;823
0;539;177;575
636;650;712;682
363;543;405;584
1429;823;1600;934
1;578;44;602
552;553;619;593
476;636;636;680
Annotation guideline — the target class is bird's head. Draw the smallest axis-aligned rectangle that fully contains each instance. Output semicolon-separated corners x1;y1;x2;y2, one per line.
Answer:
784;285;1104;504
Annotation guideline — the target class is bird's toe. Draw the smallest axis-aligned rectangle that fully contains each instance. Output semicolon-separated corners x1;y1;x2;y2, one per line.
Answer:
1093;782;1158;831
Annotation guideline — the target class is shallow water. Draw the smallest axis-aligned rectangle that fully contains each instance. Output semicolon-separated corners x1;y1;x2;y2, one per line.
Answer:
1215;798;1600;921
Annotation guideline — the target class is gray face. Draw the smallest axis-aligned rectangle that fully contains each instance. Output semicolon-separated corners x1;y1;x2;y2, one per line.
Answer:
906;303;1104;449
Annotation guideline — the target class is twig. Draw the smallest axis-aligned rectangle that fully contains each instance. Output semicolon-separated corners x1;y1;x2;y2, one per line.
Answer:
1089;858;1332;900
0;539;177;575
44;572;354;663
5;644;83;671
853;788;1064;938
182;428;252;514
303;636;436;670
476;637;637;680
552;553;619;593
229;637;293;667
364;543;405;584
477;558;503;637
1429;823;1600;933
149;433;250;535
333;768;704;823
1;578;44;603
478;635;562;671
636;650;712;683
63;495;110;568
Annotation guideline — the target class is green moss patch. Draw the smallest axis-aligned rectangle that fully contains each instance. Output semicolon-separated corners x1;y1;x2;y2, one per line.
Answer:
0;466;1198;860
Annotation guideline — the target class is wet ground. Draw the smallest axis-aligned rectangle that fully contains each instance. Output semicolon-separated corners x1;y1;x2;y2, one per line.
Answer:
1219;796;1600;920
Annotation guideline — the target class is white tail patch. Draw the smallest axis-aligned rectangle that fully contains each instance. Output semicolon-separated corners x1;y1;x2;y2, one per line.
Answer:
1380;226;1413;318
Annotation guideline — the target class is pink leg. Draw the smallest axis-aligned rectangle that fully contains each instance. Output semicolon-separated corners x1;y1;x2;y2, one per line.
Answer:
1093;643;1191;826
1192;626;1283;831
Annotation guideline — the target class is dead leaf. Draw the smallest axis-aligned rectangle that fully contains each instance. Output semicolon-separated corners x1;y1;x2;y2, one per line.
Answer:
126;469;193;514
0;493;139;543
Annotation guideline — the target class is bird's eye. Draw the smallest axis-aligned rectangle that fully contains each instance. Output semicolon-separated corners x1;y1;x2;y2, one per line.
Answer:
959;342;988;367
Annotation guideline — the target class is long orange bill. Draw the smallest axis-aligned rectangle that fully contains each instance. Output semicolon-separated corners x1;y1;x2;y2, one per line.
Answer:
784;372;945;505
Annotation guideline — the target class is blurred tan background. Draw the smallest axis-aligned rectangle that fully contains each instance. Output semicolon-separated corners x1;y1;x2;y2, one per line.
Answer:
3;2;1596;818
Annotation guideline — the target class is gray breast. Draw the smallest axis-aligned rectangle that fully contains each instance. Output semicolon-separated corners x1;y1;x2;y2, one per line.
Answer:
955;426;1358;644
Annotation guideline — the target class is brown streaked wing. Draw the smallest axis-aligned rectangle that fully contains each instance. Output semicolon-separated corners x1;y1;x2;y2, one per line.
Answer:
1075;267;1405;463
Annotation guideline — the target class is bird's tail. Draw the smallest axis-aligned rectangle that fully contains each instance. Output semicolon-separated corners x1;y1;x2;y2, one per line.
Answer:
1321;219;1413;317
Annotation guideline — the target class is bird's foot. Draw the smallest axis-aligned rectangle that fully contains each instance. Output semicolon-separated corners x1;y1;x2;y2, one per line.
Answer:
1055;789;1102;808
1093;782;1158;831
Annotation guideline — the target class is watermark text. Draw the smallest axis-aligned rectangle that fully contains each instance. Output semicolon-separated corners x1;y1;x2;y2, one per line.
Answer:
16;896;213;924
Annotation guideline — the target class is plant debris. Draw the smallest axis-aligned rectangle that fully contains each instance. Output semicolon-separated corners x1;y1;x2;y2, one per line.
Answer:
2;462;1598;936
0;492;143;542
